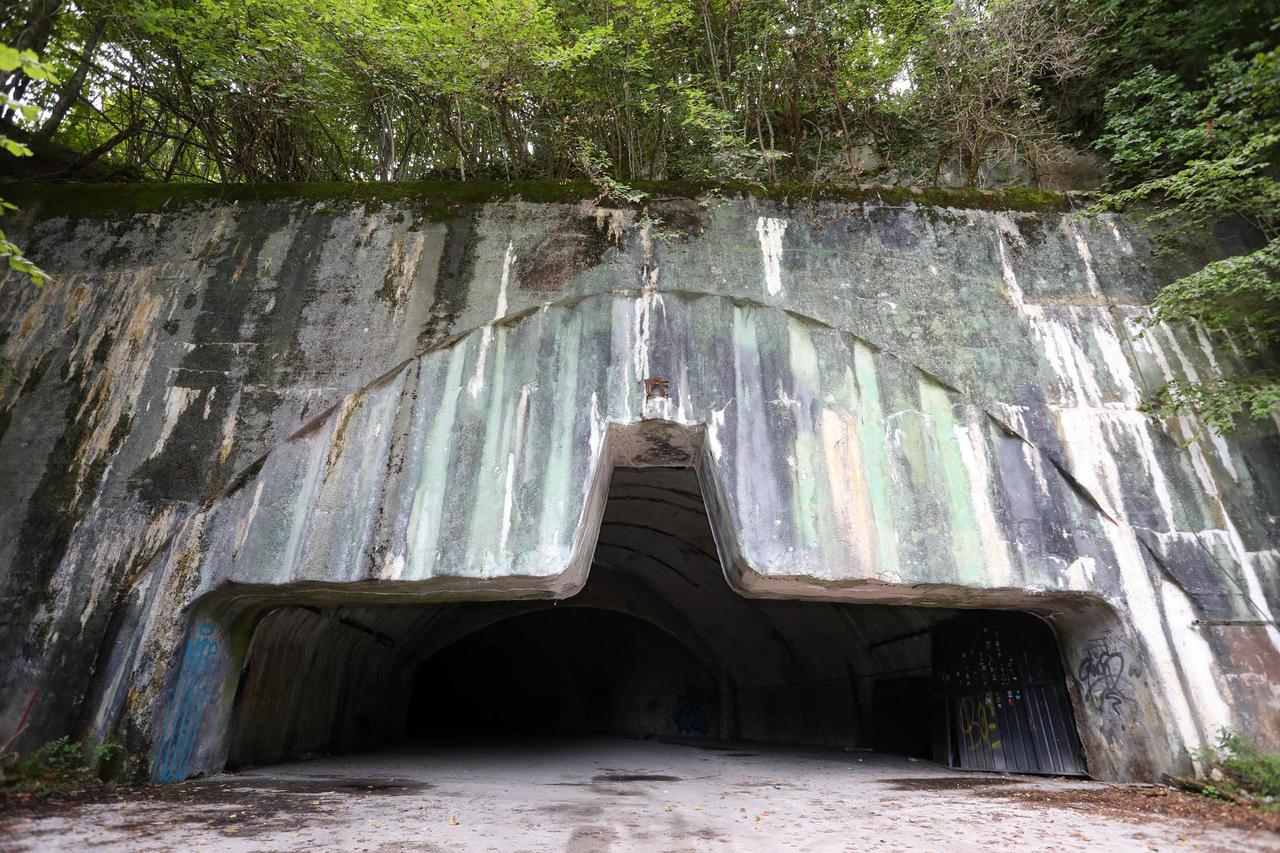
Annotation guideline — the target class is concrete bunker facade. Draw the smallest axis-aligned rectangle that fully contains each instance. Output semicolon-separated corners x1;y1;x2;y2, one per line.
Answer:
0;184;1277;784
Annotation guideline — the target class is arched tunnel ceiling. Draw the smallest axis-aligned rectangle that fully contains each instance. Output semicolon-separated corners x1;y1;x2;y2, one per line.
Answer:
229;466;972;767
255;467;956;701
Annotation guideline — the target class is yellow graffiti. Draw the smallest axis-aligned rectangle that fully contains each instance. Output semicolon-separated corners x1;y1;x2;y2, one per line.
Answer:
959;694;1002;751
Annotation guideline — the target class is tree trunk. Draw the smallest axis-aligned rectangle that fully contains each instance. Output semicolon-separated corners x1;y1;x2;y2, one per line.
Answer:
828;77;858;184
1;0;66;122
35;13;106;141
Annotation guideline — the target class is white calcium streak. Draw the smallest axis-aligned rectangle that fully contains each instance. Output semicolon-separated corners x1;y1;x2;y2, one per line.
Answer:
498;383;532;562
1064;556;1097;591
999;236;1100;409
1105;216;1133;254
407;345;468;578
998;404;1053;498
1069;219;1100;295
1159;326;1239;483
1162;579;1235;739
1142;328;1280;651
997;227;1227;754
634;289;672;420
757;217;788;297
1092;319;1141;409
468;241;515;398
953;423;1014;586
152;387;201;457
588;392;604;463
1002;236;1179;527
707;403;729;461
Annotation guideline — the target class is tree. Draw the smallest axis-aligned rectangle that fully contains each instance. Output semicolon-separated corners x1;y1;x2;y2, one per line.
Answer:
1092;43;1280;431
907;0;1103;185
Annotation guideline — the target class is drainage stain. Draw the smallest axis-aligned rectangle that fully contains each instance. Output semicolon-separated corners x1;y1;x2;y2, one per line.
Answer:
232;777;434;796
883;777;1025;791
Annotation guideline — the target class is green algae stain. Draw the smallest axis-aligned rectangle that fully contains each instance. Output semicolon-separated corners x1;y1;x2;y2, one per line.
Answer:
917;380;985;585
786;318;826;549
537;309;584;553
465;327;514;573
851;345;900;580
407;343;468;577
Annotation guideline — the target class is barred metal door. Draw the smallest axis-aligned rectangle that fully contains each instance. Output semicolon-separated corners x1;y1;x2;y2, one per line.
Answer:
932;612;1086;776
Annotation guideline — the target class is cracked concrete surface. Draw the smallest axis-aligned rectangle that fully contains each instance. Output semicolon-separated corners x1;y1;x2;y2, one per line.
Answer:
4;738;1276;852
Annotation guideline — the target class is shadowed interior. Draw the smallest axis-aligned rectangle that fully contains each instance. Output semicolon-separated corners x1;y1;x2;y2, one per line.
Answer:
226;467;1080;771
406;609;719;740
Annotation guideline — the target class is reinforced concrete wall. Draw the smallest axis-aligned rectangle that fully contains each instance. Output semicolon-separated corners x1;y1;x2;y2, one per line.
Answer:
0;183;1276;782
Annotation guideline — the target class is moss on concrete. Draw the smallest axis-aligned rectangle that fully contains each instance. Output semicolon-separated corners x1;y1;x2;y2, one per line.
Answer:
2;180;1074;220
0;180;598;220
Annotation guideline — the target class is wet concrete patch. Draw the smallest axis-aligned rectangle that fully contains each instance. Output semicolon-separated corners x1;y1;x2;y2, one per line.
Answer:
216;776;434;796
537;802;607;820
883;776;1027;791
592;774;681;784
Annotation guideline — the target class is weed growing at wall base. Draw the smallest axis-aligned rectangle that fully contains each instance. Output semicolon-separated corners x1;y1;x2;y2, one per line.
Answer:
1192;728;1280;813
1;736;130;793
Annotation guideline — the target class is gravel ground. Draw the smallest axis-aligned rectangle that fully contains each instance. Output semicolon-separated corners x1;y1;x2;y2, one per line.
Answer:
3;737;1277;852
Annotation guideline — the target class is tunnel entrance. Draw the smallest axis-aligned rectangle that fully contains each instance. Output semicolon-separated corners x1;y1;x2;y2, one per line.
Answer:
226;467;1086;776
405;608;718;741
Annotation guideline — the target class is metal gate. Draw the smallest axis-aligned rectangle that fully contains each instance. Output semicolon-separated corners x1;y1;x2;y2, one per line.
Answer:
932;612;1085;775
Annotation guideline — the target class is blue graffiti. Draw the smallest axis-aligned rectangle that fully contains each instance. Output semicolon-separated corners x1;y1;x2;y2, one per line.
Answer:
673;693;709;734
153;622;220;783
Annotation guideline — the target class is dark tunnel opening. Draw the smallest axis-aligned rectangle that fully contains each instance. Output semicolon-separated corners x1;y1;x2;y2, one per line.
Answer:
226;467;1086;775
404;609;718;741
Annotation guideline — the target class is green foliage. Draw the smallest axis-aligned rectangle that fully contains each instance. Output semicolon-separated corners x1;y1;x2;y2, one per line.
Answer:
1093;38;1280;432
1192;728;1280;811
1142;241;1280;357
0;45;57;82
27;736;86;775
0;42;48;394
1062;0;1275;139
1093;68;1206;186
2;2;1277;434
573;138;646;204
1;0;1108;187
2;737;131;789
1136;239;1280;429
1;44;54;288
1141;375;1280;435
906;0;1102;184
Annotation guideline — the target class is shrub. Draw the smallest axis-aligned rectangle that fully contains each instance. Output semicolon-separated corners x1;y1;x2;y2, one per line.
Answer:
1193;728;1280;811
1;736;131;789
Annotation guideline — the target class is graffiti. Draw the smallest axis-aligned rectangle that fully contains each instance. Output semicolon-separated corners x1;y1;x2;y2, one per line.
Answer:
153;622;220;783
673;693;709;734
959;693;1002;752
1077;636;1131;713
